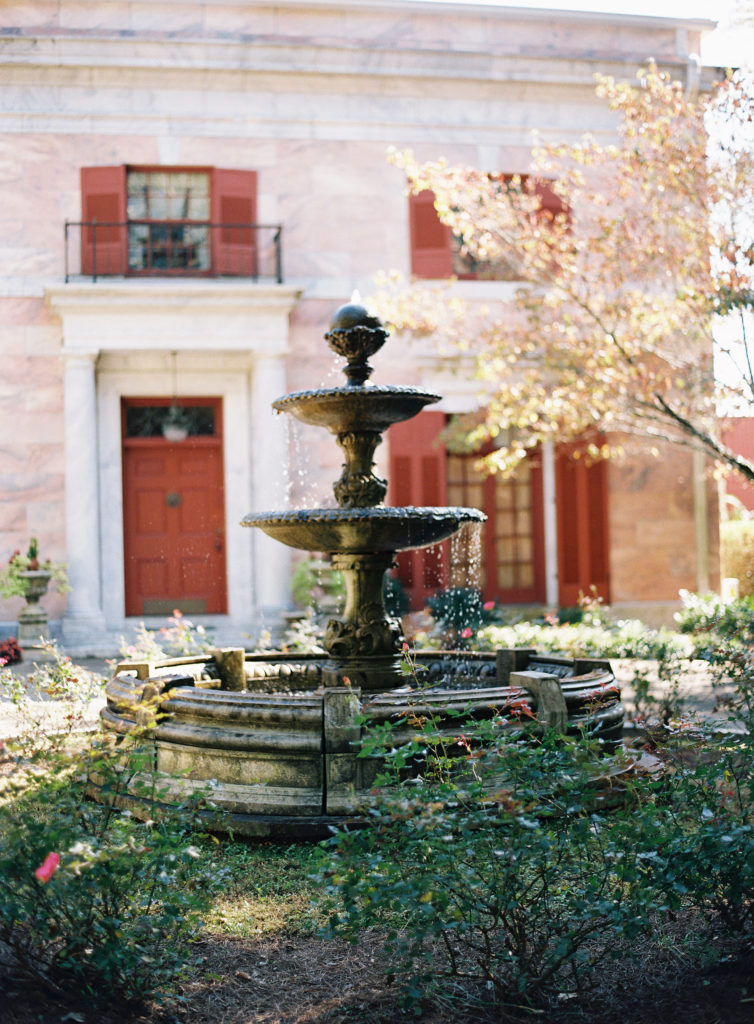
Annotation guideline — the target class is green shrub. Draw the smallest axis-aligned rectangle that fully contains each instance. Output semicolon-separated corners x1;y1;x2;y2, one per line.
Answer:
721;519;754;598
290;555;345;613
0;659;225;1006
474;618;692;661
427;586;496;647
316;707;667;1014
646;708;754;936
674;588;754;645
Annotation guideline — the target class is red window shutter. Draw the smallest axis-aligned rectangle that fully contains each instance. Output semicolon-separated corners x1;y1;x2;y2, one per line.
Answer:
211;169;258;276
409;190;453;279
388;411;449;608
80;166;127;276
555;440;610;607
533;179;567;220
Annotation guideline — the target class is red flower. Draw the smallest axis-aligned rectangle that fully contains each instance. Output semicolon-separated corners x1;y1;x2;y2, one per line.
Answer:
483;601;495;611
34;852;60;884
460;627;473;639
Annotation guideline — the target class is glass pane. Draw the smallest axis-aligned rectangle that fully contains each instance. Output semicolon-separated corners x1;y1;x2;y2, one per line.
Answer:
496;481;515;510
466;483;484;508
515;484;531;510
128;224;149;269
447;483;464;506
498;565;515;589
148;192;169;219
496;510;515;535
127;192;147;219
496;538;514;562
446;455;465;485
187;194;210;219
168;192;191;219
518;537;533;563
520;565;534;587
517;509;532;534
128;172;147;192
125;405;216;438
187;226;210;269
148;173;169;198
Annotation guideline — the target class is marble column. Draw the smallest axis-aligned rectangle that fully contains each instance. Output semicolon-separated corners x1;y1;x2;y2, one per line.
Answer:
250;353;290;622
61;350;107;648
693;448;710;594
542;442;559;607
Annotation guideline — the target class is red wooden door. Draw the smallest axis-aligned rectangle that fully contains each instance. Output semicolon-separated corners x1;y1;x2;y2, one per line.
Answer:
555;440;610;607
122;398;227;616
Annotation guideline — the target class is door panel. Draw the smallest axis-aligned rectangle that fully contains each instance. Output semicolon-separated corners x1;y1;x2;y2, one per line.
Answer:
122;398;227;616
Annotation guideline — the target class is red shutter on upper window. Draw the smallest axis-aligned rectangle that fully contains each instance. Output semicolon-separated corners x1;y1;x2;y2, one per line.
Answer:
80;166;127;276
211;169;258;276
533;179;567;220
388;411;449;608
409;190;453;279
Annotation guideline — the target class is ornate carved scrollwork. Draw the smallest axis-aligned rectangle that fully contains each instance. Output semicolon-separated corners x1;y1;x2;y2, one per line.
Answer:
333;430;386;509
325;602;404;660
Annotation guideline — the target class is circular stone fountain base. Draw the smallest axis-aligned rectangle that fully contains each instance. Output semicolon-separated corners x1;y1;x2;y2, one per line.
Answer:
97;647;625;840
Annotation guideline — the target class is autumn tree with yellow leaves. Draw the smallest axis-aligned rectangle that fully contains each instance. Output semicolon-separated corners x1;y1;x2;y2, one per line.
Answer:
376;66;754;483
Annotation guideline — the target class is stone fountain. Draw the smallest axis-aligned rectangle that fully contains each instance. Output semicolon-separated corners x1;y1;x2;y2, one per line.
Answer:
100;303;624;838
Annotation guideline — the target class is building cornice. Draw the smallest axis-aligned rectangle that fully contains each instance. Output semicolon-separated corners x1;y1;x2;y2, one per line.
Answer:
0;0;718;33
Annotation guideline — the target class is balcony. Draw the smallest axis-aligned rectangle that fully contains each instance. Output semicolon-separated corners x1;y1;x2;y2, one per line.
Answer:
64;219;283;283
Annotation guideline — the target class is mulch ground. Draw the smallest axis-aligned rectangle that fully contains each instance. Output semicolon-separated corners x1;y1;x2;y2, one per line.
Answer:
2;920;752;1024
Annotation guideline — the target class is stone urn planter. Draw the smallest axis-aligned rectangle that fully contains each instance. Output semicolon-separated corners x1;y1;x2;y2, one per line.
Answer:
0;538;68;653
17;569;53;647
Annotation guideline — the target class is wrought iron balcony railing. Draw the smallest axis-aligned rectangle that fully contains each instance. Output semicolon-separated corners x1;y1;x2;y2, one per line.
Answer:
64;219;283;283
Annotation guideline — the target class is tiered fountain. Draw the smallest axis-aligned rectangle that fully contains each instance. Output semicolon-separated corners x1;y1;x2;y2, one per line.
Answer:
101;303;624;838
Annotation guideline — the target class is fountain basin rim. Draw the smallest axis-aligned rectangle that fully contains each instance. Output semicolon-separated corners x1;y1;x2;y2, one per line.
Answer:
241;505;486;553
272;384;442;432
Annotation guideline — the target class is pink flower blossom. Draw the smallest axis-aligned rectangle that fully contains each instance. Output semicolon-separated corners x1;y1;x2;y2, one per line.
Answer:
460;627;473;639
483;601;495;611
34;852;60;884
402;642;410;652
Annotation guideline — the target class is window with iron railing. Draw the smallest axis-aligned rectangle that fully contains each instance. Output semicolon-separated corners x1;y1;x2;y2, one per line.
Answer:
66;165;282;282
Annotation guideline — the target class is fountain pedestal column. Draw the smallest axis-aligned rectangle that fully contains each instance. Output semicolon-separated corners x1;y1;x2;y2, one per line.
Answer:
322;551;405;690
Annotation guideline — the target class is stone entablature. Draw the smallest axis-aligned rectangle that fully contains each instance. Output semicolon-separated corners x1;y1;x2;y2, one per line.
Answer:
44;281;300;355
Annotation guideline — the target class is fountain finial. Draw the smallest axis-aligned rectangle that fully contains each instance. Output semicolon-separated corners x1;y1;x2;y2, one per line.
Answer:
325;302;389;386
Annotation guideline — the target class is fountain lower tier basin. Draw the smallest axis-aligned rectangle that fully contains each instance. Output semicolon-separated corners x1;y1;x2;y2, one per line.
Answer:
95;647;625;840
242;506;486;552
272;385;442;433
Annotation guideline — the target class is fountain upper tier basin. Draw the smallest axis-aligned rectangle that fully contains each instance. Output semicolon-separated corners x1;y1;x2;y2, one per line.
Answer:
242;506;486;553
273;385;441;433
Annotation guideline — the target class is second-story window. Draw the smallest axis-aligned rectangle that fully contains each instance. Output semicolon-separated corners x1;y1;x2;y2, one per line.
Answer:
78;165;260;278
409;178;566;281
126;170;211;272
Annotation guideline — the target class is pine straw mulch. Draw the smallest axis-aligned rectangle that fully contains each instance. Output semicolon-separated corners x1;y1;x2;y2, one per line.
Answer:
1;911;753;1024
